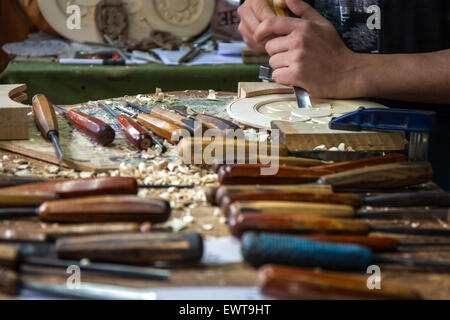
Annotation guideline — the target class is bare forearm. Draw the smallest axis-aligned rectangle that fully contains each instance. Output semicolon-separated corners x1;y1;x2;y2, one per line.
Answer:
356;50;450;104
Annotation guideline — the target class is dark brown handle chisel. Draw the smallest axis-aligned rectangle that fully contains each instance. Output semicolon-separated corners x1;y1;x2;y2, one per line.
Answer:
0;244;170;280
55;232;203;265
230;213;450;237
54;105;115;146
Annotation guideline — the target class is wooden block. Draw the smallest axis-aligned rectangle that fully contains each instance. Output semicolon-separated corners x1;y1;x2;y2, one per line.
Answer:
272;120;407;152
0;84;31;140
238;82;293;99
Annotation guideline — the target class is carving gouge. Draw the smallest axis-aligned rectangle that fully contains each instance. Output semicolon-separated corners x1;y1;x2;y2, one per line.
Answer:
227;201;450;221
137;113;185;144
109;104;166;152
259;265;421;300
219;162;433;189
0;196;171;223
52;104;115;146
0;176;194;197
0;223;142;243
295;234;450;253
0;268;157;299
167;105;241;134
230;213;450;237
212;184;334;206
98;101;152;150
242;232;450;271
178;137;289;165
213;153;406;177
32;94;64;168
55;232;204;265
151;107;199;135
220;191;450;214
0;244;170;280
211;156;323;172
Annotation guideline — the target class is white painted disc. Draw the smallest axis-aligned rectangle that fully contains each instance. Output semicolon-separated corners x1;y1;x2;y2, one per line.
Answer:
292;107;332;119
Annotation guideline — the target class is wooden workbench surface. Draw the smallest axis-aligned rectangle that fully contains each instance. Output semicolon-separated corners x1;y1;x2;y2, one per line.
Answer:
0;90;449;300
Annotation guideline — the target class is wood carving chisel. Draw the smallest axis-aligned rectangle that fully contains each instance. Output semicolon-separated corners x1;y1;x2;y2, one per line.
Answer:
167;105;241;134
32;94;64;168
259;265;421;300
52;103;115;146
219;162;433;189
294;234;450;253
329;107;436;161
0;223;142;243
137;113;185;144
0;176;194;196
0;268;157;299
0;244;170;280
228;201;450;221
55;232;204;265
178;137;289;165
230;213;450;237
98;101;152;150
210;184;334;206
220;190;450;214
211;156;323;172
213;153;406;177
242;232;450;271
108;103;166;151
0;196;171;223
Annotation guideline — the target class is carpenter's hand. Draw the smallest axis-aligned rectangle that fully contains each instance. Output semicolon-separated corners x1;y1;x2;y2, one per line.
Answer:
237;0;275;53
256;0;364;99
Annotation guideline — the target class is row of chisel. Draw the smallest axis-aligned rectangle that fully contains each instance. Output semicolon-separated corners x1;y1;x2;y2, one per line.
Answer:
203;151;450;299
0;175;207;298
32;93;239;168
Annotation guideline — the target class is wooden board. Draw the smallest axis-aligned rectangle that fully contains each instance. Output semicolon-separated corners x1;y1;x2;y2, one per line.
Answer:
0;84;31;141
229;83;407;152
272;120;407;151
0;91;235;172
238;82;293;99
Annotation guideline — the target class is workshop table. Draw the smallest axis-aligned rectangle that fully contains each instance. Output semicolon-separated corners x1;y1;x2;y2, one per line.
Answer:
0;81;449;299
0;60;260;105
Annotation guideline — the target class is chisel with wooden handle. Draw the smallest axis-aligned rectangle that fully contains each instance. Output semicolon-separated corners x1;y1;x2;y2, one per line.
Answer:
55;232;203;265
53;104;115;146
150;107;198;135
137;113;185;144
242;232;450;271
0;223;143;243
211;156;323;172
0;196;171;223
213;153;406;173
227;201;449;221
32;94;64;167
0;244;170;280
210;184;334;206
98;101;152;150
0;176;194;196
220;191;450;214
219;165;333;185
296;234;450;253
178;137;289;165
0;191;58;208
230;213;450;237
259;265;421;300
220;162;433;189
0;267;161;299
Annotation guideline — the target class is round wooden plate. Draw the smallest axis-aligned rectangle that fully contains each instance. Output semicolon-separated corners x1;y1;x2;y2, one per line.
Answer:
227;94;387;129
37;0;215;42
